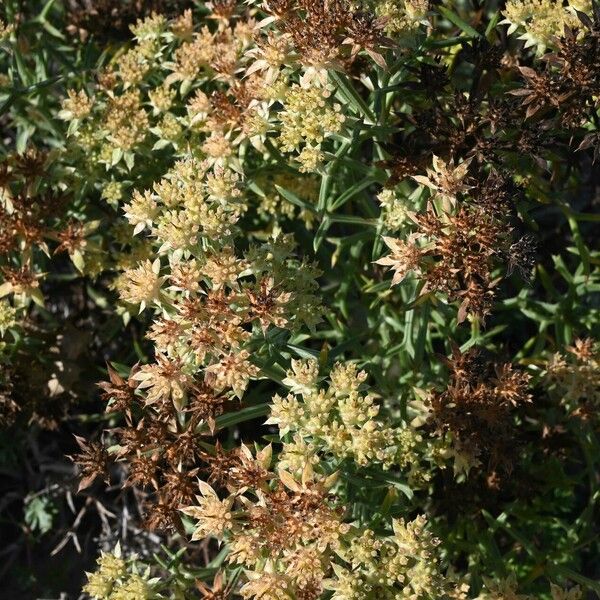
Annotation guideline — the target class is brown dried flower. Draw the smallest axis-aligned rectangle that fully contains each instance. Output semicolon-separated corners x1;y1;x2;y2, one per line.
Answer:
70;435;110;491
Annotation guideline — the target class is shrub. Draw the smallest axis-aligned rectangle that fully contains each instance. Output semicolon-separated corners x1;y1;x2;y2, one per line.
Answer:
0;0;598;598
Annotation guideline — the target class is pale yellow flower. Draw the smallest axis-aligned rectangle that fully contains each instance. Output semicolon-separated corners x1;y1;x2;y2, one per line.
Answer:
374;234;422;285
180;481;234;540
117;259;166;311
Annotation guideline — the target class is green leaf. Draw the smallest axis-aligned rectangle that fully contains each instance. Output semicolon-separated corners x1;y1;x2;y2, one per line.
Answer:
24;496;57;535
274;184;317;213
329;71;376;124
329;215;377;226
437;6;482;38
567;215;591;276
314;215;331;251
330;178;376;211
214;403;271;430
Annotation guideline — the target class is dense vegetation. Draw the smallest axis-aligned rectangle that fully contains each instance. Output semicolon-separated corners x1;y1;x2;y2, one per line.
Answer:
0;0;598;598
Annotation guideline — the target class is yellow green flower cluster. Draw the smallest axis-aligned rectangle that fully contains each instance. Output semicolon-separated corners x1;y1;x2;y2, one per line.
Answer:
83;545;162;600
268;360;423;469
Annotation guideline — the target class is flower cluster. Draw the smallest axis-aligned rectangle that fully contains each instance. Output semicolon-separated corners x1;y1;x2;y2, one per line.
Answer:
277;85;346;172
0;299;17;335
546;338;600;419
501;0;588;53
477;574;581;600
57;6;331;537
427;346;532;475
327;516;462;599
369;0;430;36
181;450;463;600
0;19;14;40
269;359;422;469
83;544;163;600
376;193;526;322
